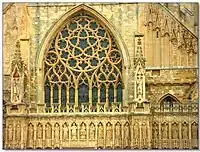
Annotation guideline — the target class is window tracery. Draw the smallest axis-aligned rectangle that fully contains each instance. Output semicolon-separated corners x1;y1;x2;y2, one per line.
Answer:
44;12;123;110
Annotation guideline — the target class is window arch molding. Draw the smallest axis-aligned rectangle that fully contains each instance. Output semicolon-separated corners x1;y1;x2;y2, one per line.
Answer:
36;4;130;108
158;93;180;104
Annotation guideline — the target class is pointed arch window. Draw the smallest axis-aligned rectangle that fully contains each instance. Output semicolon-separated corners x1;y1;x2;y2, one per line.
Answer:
44;11;123;112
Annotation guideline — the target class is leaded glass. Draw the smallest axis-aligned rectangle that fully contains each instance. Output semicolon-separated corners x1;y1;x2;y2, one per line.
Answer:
108;84;114;103
61;85;67;107
53;84;59;103
117;84;123;103
100;84;106;103
44;11;123;110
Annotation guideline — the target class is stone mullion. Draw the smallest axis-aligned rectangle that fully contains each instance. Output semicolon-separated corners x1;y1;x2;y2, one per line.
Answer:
114;86;116;103
58;85;61;113
50;85;53;112
89;89;92;111
67;88;69;111
97;87;100;112
75;87;79;109
106;85;108;107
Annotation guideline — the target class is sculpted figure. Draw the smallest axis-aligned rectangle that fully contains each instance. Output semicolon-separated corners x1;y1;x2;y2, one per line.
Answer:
37;124;43;139
63;124;69;140
71;123;77;140
98;124;104;139
89;124;95;139
162;124;168;139
106;123;112;146
192;123;198;139
124;123;130;146
8;125;13;141
182;123;188;139
141;123;147;139
28;124;34;147
134;123;139;139
54;124;60;140
115;123;121;146
153;124;158;139
172;123;178;139
13;79;20;102
106;123;112;140
80;124;86;140
16;124;21;143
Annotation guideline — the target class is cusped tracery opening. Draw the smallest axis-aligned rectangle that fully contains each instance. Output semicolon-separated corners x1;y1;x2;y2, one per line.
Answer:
44;11;123;112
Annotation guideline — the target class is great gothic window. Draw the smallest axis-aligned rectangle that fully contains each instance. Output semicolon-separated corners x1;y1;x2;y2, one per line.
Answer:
44;12;123;110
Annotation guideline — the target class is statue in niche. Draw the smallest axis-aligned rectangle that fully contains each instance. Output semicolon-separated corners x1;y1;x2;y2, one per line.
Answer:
28;124;34;147
124;123;130;146
54;124;60;140
192;123;198;139
8;125;13;141
98;124;104;139
54;123;60;147
171;123;178;139
46;124;52;139
141;123;147;139
80;123;87;140
182;123;188;139
45;123;52;147
13;78;20;103
89;124;95;140
37;124;43;140
15;124;21;143
133;123;139;139
71;123;77;140
106;123;112;140
106;123;112;146
153;124;158;139
62;124;69;140
161;123;168;139
115;123;121;146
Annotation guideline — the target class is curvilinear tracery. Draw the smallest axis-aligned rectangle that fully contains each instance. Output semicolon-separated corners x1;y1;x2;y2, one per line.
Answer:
44;12;123;109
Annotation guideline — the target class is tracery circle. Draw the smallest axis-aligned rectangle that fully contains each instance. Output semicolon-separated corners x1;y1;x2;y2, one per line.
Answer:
53;15;113;72
108;50;122;64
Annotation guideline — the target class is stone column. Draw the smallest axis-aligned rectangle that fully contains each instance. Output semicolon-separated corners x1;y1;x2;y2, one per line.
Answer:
95;123;98;148
60;124;63;149
158;122;161;149
188;122;191;148
20;124;23;149
52;124;54;148
34;124;36;149
122;122;125;148
112;123;115;148
86;123;89;144
179;123;182;148
42;124;45;149
169;122;171;149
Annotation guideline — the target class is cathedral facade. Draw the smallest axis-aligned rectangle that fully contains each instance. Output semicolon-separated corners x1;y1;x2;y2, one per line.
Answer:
3;3;199;149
